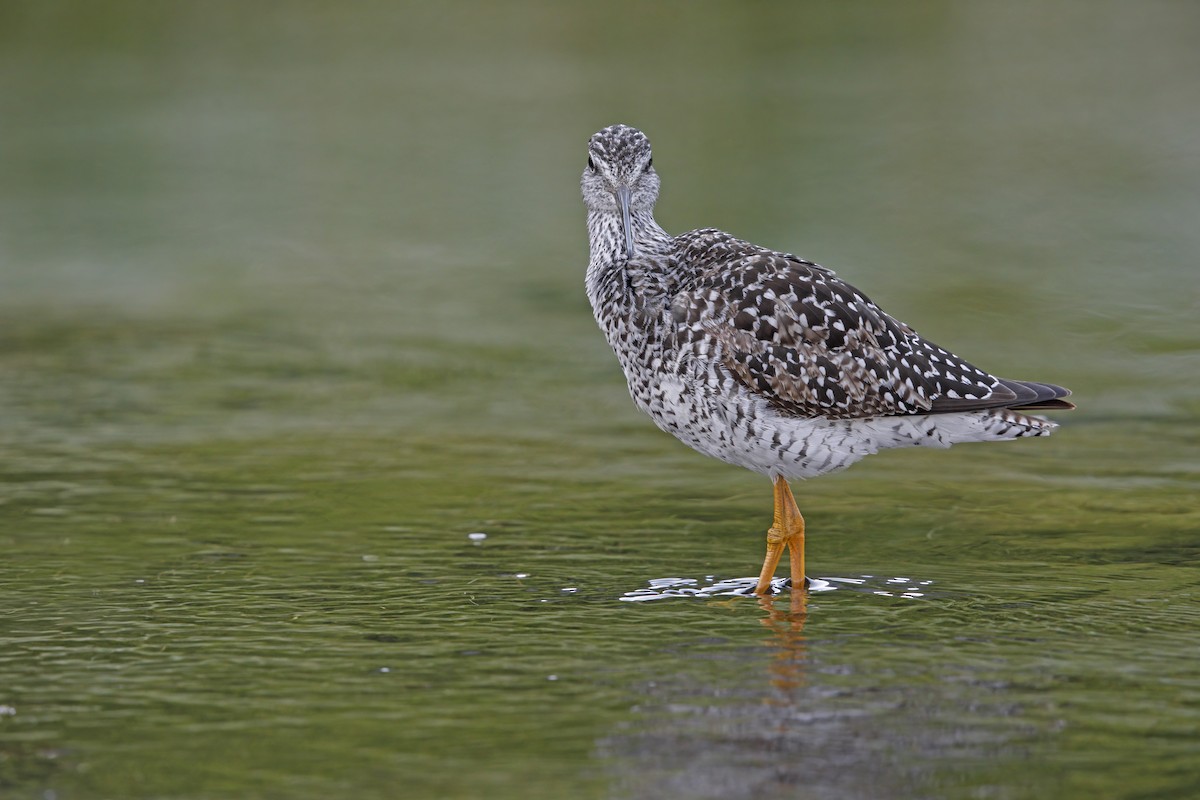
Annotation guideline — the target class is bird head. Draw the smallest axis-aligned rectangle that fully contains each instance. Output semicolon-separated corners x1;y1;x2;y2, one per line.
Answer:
581;124;659;259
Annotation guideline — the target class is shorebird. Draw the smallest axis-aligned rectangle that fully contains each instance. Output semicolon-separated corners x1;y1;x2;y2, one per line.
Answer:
582;124;1073;595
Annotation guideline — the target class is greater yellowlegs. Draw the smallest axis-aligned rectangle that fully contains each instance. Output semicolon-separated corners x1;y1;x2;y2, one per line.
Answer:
582;124;1073;595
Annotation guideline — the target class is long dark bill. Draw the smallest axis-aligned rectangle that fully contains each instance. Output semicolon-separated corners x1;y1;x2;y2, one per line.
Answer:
615;185;635;259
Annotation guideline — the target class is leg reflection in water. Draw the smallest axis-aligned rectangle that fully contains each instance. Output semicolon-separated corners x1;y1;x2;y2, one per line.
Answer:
758;590;807;700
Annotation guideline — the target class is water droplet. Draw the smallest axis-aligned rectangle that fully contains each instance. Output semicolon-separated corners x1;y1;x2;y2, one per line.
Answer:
468;532;487;541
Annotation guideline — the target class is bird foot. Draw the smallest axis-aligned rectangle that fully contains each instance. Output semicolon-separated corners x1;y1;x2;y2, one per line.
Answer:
757;575;810;595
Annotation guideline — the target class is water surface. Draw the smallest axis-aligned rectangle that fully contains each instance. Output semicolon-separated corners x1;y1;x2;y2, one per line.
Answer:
1;2;1198;798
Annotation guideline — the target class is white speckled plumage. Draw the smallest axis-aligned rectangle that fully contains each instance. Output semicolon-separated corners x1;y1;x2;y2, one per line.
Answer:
582;124;1073;486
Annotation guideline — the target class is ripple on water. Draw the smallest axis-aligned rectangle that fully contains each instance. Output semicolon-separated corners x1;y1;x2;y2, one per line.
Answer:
619;575;934;601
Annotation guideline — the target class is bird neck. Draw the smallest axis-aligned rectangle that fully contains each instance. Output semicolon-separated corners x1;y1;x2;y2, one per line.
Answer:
585;207;672;294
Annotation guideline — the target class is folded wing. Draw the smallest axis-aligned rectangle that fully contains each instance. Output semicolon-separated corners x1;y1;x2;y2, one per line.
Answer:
668;230;1073;420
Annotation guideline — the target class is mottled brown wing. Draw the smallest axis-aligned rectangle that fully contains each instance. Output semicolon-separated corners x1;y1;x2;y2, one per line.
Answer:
668;230;1032;420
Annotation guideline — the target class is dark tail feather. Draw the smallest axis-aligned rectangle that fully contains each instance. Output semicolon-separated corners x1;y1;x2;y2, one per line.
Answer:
1003;380;1075;411
927;378;1075;414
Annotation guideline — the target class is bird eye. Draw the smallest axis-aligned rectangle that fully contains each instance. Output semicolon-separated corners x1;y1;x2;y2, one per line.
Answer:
647;157;653;169
587;157;597;172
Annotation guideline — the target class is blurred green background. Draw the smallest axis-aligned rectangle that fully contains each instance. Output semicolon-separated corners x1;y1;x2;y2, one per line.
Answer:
1;2;1197;799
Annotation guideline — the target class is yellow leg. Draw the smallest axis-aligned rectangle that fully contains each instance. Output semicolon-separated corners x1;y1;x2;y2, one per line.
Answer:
754;476;806;595
754;523;786;595
785;483;805;592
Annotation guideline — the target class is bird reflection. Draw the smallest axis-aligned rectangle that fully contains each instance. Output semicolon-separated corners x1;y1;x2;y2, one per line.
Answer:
757;589;808;699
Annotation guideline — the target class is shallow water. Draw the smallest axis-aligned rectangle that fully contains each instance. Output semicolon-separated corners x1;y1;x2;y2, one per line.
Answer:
2;2;1199;798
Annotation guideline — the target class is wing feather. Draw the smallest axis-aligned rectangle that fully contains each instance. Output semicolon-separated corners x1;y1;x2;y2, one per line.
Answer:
668;229;1071;420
